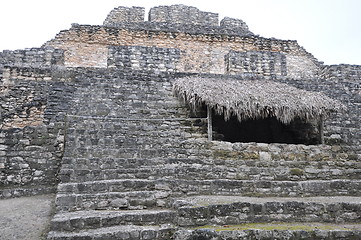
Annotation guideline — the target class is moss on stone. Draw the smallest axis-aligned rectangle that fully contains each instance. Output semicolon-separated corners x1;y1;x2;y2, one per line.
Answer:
284;153;298;161
290;168;304;176
213;150;240;160
309;153;331;161
347;153;358;160
240;151;259;160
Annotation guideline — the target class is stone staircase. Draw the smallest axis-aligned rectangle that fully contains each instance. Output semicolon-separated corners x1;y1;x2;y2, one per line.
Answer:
47;69;361;239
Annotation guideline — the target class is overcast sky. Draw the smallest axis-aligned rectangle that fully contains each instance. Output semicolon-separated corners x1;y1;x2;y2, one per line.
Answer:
1;0;360;65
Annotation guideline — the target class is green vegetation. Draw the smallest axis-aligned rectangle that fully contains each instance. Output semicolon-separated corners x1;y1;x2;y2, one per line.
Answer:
290;168;304;176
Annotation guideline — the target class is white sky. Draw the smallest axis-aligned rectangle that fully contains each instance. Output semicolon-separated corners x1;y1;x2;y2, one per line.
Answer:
0;0;360;65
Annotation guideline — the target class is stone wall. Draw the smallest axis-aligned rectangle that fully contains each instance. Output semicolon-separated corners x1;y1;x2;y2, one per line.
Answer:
0;71;74;198
225;50;322;79
102;5;252;36
57;40;108;68
320;64;361;81
320;65;361;154
108;45;180;72
225;50;287;77
1;4;360;201
56;69;358;183
286;55;321;79
214;72;360;156
44;25;318;76
148;5;219;26
103;6;145;26
0;47;64;81
49;69;360;216
220;17;250;33
2;66;53;82
175;228;361;240
0;48;64;69
2;66;73;83
0;68;358;198
272;73;360;155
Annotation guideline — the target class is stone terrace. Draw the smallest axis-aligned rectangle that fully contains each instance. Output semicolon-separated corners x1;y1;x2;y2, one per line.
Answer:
47;68;361;239
0;4;360;240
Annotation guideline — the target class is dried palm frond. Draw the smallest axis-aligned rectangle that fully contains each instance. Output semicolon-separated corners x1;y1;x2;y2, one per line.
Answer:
173;76;346;124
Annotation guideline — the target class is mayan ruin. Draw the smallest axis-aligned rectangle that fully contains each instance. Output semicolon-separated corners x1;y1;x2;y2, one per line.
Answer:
0;4;360;239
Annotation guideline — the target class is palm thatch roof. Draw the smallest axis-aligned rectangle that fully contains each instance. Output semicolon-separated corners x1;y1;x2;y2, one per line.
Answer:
173;76;346;124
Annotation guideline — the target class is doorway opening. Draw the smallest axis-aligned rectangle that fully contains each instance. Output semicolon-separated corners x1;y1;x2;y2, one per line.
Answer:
212;112;320;145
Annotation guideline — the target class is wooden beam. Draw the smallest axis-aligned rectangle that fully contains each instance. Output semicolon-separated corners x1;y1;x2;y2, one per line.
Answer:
319;115;324;144
207;105;212;141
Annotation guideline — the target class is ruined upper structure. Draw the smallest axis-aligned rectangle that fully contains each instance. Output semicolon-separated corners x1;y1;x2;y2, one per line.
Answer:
38;4;321;79
103;6;145;25
103;5;250;32
0;5;361;239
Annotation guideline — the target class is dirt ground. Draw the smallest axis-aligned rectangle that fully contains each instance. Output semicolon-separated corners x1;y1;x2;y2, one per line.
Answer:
0;194;55;240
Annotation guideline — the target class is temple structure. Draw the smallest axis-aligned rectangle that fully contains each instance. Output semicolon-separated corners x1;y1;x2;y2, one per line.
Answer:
0;5;360;239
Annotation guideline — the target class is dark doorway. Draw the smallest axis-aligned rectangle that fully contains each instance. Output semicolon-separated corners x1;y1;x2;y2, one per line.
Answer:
212;113;320;145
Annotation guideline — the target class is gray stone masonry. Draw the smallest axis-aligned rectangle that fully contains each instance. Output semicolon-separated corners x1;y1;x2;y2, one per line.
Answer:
46;68;360;239
108;45;180;72
274;75;360;155
0;4;360;239
0;47;64;69
321;64;361;81
0;76;74;198
0;47;64;82
102;4;253;36
174;229;361;240
221;17;250;32
226;50;287;77
149;4;219;26
103;6;145;26
48;225;177;240
99;20;254;38
175;196;361;226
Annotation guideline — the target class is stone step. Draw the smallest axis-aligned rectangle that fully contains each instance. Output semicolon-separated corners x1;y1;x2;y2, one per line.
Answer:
65;134;190;150
50;209;176;232
56;180;162;211
47;223;361;240
66;124;189;138
60;156;361;169
57;179;158;194
57;179;361;197
55;179;361;211
58;150;361;181
55;190;170;211
174;224;361;240
66;103;173;114
48;198;361;239
62;148;359;176
62;146;212;160
59;163;361;183
48;224;176;240
174;195;361;227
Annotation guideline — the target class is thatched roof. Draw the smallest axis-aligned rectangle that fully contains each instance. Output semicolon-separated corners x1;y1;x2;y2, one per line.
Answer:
173;77;346;124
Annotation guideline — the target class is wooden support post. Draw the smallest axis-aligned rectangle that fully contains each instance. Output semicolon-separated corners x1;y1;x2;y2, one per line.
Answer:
207;105;212;141
319;115;324;144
